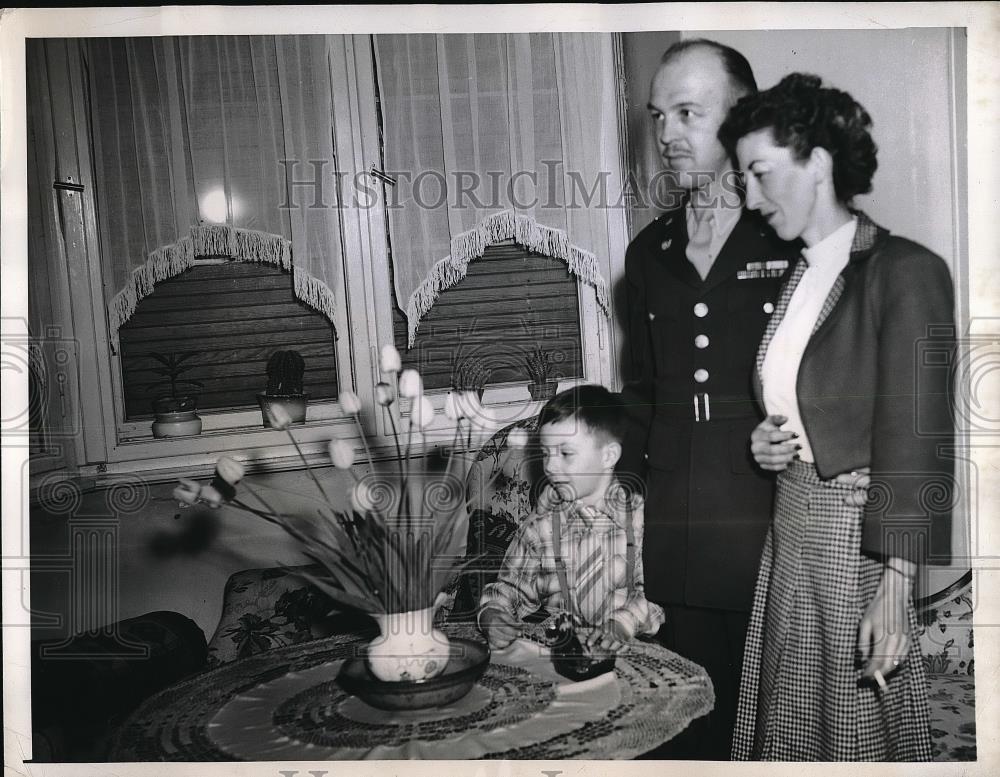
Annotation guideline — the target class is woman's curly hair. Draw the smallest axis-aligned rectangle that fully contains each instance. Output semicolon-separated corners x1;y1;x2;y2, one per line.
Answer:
719;73;878;202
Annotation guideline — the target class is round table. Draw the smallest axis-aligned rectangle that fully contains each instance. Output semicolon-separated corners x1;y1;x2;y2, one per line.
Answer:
110;622;714;760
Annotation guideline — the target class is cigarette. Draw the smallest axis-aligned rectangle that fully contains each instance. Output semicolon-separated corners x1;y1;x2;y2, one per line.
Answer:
873;670;887;690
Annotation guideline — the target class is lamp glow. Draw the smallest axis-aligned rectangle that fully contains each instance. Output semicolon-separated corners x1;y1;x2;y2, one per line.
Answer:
200;189;229;223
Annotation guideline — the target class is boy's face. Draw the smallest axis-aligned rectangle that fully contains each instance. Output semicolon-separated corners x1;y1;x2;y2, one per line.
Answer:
539;417;621;505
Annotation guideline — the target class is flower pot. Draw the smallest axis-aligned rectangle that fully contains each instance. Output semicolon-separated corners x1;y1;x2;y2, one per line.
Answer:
527;379;558;401
257;392;308;427
366;606;451;682
152;395;202;438
152;409;203;438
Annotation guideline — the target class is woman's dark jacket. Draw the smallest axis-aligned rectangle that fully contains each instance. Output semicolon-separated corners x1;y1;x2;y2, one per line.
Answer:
753;213;956;565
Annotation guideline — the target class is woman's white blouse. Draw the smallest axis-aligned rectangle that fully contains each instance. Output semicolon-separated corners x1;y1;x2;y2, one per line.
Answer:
761;217;857;462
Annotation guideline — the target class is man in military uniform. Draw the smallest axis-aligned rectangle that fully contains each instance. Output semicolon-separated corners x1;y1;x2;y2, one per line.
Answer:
620;40;800;759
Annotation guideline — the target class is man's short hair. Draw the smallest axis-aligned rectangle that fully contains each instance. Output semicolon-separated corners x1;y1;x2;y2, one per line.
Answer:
660;38;758;103
538;385;626;445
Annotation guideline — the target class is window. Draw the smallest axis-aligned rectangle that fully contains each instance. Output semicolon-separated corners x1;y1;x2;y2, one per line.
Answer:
28;34;627;472
118;262;339;419
393;242;583;390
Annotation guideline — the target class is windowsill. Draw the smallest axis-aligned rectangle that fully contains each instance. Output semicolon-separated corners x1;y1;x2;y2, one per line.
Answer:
88;382;573;481
118;398;350;440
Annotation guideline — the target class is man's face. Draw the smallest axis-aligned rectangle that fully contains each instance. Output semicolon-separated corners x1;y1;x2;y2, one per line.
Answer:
648;48;735;192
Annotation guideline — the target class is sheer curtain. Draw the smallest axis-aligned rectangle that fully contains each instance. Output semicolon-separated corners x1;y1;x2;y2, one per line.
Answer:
86;36;343;352
374;33;616;346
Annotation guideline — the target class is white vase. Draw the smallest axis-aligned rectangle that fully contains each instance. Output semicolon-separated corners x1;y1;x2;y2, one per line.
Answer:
367;606;451;682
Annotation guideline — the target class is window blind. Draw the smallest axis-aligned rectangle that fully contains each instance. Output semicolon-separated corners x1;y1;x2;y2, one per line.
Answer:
393;242;583;390
118;262;338;419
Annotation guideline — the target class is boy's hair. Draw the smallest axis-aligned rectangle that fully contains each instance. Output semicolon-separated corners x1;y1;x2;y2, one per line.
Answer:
538;384;626;445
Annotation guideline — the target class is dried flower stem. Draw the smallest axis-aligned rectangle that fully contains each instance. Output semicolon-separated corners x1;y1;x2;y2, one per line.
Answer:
402;415;415;531
353;416;376;473
282;428;338;508
239;481;282;522
231;495;314;551
386;407;405;480
230;498;281;524
442;420;464;484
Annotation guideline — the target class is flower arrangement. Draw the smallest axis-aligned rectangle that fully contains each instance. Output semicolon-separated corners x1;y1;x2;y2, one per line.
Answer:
175;345;507;622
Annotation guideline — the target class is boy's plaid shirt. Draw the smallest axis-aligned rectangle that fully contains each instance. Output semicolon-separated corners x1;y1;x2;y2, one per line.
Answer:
479;482;665;640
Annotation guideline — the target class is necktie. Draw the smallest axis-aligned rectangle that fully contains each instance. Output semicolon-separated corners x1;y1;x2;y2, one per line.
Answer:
686;208;715;280
572;506;607;624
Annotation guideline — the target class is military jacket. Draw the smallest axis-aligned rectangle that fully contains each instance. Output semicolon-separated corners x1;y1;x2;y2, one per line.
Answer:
619;205;800;609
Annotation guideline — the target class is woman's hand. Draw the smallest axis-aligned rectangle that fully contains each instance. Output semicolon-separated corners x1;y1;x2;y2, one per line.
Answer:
834;467;871;507
750;414;800;471
857;558;915;686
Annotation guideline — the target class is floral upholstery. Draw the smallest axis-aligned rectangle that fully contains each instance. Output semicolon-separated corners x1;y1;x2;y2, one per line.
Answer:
206;564;344;666
917;574;976;761
447;416;544;621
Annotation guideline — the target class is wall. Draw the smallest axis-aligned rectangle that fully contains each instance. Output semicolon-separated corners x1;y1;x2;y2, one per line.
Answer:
680;28;965;276
30;466;367;641
621;31;681;240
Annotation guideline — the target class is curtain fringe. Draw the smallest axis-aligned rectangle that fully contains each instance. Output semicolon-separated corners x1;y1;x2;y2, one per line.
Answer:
404;210;610;347
108;225;322;352
293;267;339;326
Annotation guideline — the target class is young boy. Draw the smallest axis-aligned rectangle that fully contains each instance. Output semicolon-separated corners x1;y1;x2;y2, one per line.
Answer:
478;385;665;653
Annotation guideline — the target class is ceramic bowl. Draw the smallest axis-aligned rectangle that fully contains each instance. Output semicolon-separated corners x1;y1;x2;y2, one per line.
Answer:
336;637;489;711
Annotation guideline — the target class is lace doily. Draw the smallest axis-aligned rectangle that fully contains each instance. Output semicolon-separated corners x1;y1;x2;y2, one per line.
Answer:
110;623;713;760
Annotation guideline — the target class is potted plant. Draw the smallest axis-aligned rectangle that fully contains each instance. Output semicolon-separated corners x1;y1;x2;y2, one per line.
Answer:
525;345;558;401
257;350;308;427
452;355;492;400
148;352;204;438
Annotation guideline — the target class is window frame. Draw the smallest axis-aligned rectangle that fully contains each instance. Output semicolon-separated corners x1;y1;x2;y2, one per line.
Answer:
86;36;381;471
53;33;630;478
360;34;630;406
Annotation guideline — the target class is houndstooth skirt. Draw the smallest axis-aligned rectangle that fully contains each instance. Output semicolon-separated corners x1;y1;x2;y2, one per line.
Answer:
732;460;933;761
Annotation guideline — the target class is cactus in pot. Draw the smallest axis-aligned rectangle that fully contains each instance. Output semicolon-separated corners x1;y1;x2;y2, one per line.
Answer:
257;350;308;427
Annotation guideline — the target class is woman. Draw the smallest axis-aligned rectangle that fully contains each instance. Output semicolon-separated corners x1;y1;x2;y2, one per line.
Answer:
718;73;955;761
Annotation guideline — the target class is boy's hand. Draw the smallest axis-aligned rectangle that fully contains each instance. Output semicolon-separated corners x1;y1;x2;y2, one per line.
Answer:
582;619;629;656
480;607;520;649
